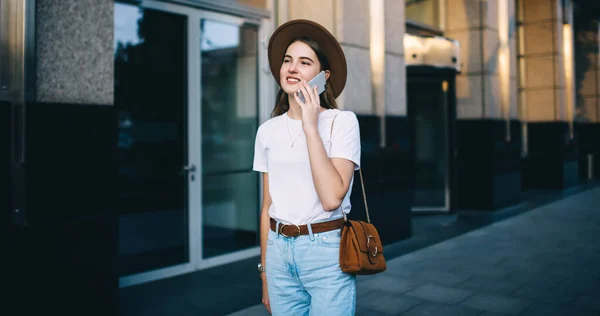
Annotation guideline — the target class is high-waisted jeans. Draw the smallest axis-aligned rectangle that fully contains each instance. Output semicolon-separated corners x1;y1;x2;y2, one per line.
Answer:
266;221;356;316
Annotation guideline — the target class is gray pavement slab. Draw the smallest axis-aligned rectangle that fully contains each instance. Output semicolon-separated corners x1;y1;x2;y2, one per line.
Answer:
405;284;473;304
454;277;523;296
520;303;599;316
575;295;600;312
226;187;600;315
358;290;423;315
458;294;532;314
403;302;482;316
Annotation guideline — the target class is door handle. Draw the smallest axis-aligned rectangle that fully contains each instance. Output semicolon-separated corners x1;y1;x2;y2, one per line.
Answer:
182;164;196;173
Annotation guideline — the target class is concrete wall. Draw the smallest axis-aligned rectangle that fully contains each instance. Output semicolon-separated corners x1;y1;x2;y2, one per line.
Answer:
36;0;114;105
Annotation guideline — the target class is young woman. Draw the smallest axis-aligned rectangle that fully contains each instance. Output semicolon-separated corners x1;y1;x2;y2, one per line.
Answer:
253;19;361;315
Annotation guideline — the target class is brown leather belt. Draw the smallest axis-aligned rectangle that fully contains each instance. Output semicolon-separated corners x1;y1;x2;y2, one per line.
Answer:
270;218;345;237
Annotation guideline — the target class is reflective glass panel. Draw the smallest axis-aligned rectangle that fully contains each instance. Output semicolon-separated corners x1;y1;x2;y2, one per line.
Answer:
115;3;189;276
408;79;448;209
405;0;441;29
200;19;260;258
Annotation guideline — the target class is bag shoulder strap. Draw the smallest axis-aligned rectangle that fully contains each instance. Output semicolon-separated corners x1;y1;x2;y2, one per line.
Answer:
330;112;371;223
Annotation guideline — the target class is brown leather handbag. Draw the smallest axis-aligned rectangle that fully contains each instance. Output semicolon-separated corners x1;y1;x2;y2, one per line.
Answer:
330;113;386;275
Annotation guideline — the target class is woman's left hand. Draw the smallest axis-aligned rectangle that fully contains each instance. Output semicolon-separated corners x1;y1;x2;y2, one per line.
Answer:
294;80;320;132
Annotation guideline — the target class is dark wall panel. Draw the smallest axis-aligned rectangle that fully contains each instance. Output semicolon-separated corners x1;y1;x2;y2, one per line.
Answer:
350;115;413;245
524;122;580;190
575;122;600;179
1;102;10;226
8;102;118;316
456;119;522;210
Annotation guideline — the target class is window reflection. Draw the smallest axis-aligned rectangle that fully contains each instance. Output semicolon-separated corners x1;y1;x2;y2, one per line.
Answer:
406;0;442;29
114;3;189;276
201;19;259;258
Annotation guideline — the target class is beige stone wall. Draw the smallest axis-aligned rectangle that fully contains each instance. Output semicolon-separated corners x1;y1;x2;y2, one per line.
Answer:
508;0;519;119
385;0;407;116
36;0;114;105
446;0;505;119
517;0;569;122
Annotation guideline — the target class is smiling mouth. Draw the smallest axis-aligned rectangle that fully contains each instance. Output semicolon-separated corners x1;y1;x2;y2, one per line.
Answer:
286;77;301;84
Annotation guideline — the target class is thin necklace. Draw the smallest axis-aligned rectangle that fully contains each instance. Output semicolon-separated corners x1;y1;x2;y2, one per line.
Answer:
286;113;303;147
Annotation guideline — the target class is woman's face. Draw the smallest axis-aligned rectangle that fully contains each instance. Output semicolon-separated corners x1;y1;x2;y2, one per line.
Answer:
279;41;325;95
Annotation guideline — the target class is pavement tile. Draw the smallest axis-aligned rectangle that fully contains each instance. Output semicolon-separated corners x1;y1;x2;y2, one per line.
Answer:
410;260;461;272
574;295;600;312
450;264;512;279
459;294;532;315
455;276;524;296
402;302;481;316
357;290;422;315
405;284;473;304
520;303;599;316
358;274;420;296
494;257;545;271
404;270;471;287
355;305;394;316
560;275;600;294
452;255;506;267
509;283;582;305
227;305;269;316
502;270;568;286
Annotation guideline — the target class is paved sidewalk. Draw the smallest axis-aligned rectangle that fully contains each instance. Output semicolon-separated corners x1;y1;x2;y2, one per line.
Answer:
228;188;600;316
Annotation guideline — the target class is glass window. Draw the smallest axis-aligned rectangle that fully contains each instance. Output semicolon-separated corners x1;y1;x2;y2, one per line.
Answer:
405;0;442;29
200;19;260;258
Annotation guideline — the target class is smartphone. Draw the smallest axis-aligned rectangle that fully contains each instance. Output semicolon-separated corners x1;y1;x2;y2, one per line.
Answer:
298;70;327;103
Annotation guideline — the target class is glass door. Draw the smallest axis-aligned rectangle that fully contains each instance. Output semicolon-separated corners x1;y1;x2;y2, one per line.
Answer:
115;2;191;278
116;1;264;287
198;14;260;259
408;79;450;212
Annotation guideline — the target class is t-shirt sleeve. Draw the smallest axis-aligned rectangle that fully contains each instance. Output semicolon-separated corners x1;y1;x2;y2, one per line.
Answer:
330;111;361;170
253;127;268;173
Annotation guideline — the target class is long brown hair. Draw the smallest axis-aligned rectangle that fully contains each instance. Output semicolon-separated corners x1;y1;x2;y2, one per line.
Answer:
271;37;338;117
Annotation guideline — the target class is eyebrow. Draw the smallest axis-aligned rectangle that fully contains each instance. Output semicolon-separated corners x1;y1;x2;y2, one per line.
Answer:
284;55;314;63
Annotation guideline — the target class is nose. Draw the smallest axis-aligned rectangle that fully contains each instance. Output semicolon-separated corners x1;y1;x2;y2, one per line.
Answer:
288;61;298;74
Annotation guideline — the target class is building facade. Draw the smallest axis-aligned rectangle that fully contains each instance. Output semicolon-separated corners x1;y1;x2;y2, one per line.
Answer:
3;0;599;313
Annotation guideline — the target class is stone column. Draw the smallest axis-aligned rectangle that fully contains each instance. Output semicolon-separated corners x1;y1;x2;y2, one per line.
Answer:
446;0;503;119
518;0;568;122
385;0;406;117
518;0;579;189
446;0;522;210
36;0;113;105
509;0;519;120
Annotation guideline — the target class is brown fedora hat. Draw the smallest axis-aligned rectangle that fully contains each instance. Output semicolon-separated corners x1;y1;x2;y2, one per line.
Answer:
268;19;347;98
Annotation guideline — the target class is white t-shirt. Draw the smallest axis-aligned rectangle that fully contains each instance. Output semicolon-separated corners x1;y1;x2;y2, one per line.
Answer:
253;108;361;225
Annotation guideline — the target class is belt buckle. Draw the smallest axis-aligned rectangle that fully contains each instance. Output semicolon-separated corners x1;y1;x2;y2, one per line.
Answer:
279;223;301;237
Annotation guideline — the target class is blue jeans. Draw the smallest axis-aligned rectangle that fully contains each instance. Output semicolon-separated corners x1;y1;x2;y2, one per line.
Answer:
266;221;356;316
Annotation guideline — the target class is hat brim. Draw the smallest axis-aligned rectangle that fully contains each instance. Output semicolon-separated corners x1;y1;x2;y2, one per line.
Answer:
268;19;347;99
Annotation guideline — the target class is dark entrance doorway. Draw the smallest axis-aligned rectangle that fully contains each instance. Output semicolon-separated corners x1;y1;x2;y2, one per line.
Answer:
407;67;457;213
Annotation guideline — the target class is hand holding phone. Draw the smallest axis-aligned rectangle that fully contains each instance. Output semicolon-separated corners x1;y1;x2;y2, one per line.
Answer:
298;71;327;103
